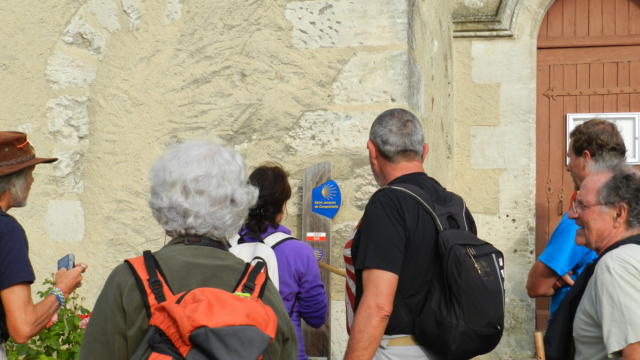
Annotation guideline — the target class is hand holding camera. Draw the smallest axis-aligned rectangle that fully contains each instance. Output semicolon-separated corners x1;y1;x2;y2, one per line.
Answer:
55;253;88;298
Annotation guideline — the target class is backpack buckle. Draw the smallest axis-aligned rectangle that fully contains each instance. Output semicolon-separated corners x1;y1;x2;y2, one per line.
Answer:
149;278;164;291
242;281;255;294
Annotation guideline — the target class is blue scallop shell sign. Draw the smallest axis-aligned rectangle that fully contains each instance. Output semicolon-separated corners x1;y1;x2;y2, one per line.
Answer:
311;179;341;219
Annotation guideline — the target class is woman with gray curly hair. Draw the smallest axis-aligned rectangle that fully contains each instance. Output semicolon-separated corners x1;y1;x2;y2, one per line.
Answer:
148;140;258;240
80;141;297;360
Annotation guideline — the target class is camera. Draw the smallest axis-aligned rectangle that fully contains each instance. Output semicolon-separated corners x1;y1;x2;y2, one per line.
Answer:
57;253;75;270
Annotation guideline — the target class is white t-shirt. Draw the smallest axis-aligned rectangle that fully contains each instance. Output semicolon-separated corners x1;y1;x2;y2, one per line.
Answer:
573;243;640;359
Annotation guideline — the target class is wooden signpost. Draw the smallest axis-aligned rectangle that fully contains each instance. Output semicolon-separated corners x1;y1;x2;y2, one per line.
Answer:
301;162;332;359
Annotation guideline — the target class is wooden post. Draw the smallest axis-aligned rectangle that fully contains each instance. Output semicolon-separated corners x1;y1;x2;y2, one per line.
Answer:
301;162;332;359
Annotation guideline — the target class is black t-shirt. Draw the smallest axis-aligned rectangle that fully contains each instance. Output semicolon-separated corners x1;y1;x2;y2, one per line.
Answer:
0;210;35;341
351;172;475;335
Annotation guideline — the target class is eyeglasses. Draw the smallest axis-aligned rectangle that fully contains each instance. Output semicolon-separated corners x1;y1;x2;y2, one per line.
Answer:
571;200;603;214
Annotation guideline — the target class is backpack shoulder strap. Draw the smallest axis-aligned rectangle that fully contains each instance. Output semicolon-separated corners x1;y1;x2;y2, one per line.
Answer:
233;258;270;299
262;232;295;249
125;250;174;317
386;183;469;232
228;234;241;247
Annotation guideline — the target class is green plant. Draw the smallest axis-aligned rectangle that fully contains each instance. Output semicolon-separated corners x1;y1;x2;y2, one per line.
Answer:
5;276;91;360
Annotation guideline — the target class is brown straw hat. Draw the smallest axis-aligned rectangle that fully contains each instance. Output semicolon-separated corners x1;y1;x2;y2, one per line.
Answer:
0;131;57;177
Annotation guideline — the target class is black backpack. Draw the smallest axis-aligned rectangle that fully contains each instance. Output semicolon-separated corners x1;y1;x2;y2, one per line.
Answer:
388;183;505;359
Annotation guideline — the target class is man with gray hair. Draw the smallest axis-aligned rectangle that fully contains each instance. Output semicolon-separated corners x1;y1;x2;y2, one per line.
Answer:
565;163;640;359
343;109;476;359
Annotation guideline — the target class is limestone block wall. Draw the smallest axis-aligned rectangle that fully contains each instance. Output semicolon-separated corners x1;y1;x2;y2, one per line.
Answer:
1;0;453;358
451;0;554;358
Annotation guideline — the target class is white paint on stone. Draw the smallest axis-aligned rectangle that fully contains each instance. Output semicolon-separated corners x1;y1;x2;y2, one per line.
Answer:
87;0;121;32
471;39;535;84
46;51;97;89
165;0;182;23
47;96;90;145
331;300;348;360
470;83;534;170
286;110;371;157
52;151;84;193
46;200;85;242
285;0;407;49
464;0;487;9
334;51;409;104
62;16;107;58
471;124;530;169
122;0;142;29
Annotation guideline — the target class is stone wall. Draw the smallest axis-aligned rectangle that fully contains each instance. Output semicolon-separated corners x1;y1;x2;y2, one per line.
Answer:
2;0;563;357
451;0;555;358
1;0;454;358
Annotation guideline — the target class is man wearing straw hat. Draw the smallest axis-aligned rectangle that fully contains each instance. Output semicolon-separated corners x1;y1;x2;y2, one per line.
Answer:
0;131;86;359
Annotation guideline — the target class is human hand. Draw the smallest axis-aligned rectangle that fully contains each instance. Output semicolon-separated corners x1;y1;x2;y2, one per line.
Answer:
560;272;575;286
54;262;88;297
552;271;574;289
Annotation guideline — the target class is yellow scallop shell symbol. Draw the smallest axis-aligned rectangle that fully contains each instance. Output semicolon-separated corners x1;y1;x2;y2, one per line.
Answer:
321;184;337;200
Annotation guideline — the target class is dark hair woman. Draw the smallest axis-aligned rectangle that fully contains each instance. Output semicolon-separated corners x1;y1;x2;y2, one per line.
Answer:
239;164;327;360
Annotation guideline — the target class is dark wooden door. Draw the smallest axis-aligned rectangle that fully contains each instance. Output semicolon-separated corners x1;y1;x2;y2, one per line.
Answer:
536;0;640;328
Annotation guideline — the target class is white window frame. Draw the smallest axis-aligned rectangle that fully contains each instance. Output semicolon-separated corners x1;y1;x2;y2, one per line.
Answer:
566;112;640;164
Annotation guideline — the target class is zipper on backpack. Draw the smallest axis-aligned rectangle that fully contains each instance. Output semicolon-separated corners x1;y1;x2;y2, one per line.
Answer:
491;253;505;310
466;247;482;275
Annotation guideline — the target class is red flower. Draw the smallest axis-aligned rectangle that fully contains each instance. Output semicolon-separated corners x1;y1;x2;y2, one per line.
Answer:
78;312;92;329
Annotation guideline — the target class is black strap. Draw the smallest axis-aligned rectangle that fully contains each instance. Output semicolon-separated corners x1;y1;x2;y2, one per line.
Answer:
143;250;166;304
261;232;296;249
178;236;228;250
125;261;153;318
241;261;266;294
385;183;476;234
237;232;295;249
544;234;640;360
270;238;294;249
237;232;262;245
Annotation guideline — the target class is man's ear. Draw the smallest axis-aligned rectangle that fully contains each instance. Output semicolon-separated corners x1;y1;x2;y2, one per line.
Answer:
613;203;628;228
421;143;429;162
367;140;379;163
583;150;592;162
367;140;376;157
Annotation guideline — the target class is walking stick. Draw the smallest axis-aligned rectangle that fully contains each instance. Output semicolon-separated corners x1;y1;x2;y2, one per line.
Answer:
318;261;346;277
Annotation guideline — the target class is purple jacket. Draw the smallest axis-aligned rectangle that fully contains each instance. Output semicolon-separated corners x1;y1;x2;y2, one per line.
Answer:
239;224;328;360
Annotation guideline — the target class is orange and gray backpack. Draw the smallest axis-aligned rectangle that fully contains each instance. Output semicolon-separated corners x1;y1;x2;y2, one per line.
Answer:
126;248;278;360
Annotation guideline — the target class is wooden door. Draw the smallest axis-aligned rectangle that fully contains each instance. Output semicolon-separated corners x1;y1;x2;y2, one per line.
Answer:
536;0;640;329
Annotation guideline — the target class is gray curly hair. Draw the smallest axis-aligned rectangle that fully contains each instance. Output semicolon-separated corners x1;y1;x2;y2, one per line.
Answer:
148;141;258;240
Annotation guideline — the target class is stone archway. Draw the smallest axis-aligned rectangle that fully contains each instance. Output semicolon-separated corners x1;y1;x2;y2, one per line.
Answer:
44;0;184;244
